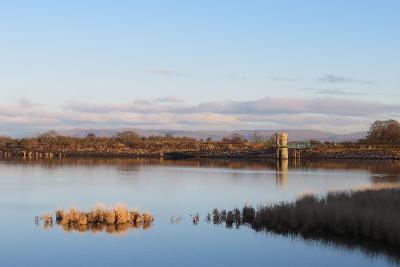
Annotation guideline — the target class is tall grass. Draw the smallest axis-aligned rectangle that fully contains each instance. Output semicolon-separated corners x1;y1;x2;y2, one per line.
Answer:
211;188;400;246
254;188;400;245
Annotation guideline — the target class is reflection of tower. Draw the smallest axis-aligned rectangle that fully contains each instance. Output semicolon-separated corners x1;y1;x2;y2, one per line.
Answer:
276;133;288;160
276;159;289;186
275;132;289;186
293;155;300;168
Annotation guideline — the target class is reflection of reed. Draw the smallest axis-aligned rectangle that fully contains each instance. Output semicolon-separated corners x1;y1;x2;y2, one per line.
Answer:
36;205;154;234
209;202;400;264
35;214;53;229
59;221;148;235
191;213;200;225
170;216;183;224
300;233;400;265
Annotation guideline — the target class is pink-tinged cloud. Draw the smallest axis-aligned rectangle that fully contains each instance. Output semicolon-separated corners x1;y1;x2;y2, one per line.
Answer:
0;97;399;136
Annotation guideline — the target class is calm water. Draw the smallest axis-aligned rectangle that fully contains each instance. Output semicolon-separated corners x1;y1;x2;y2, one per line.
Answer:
0;158;399;267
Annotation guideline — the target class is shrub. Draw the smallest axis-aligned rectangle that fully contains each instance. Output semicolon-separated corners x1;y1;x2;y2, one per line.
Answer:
43;205;154;233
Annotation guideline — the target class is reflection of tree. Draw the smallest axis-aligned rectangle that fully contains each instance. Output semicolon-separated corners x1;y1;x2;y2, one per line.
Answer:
300;160;400;184
11;157;282;170
8;157;400;187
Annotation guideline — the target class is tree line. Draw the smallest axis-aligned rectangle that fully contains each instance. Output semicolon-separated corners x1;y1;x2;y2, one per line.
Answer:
360;119;400;144
1;119;399;149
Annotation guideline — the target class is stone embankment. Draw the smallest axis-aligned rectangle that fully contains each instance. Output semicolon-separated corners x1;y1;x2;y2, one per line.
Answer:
152;145;400;160
0;142;275;159
164;146;276;159
1;143;400;160
300;145;400;160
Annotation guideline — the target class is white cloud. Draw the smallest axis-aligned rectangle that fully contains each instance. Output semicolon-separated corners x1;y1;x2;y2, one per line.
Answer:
146;69;183;77
318;74;376;85
0;96;399;136
309;88;365;96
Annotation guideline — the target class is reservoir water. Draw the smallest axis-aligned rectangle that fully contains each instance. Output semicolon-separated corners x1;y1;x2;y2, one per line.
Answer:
0;158;399;267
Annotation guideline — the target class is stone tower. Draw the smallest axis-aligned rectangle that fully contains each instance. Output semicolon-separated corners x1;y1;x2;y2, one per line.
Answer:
276;132;288;160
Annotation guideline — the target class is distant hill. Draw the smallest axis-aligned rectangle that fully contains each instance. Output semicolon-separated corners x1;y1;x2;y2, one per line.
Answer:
326;132;367;142
57;128;367;142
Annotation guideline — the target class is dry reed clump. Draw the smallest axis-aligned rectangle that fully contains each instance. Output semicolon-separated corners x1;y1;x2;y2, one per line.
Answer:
104;210;116;225
42;213;53;224
35;213;54;229
142;212;154;223
130;211;141;222
41;205;154;233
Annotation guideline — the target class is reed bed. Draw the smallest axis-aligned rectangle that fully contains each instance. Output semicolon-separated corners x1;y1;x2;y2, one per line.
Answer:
37;204;154;233
211;187;400;246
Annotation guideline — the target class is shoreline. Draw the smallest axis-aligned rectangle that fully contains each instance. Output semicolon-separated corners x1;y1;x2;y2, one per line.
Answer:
1;148;399;160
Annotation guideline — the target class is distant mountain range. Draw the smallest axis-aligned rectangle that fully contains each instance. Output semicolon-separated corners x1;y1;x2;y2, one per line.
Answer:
55;128;367;142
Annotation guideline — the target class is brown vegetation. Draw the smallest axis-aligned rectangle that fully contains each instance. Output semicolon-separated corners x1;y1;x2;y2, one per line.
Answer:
0;130;276;159
37;205;154;234
211;187;400;246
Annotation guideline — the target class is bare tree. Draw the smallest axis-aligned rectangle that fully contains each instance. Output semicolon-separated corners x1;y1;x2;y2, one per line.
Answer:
364;120;400;144
250;131;264;143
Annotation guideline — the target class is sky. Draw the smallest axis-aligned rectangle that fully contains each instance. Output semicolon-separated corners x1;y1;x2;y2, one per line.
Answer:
0;0;399;136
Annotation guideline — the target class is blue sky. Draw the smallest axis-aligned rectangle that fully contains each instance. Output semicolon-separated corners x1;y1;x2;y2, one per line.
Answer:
0;1;399;135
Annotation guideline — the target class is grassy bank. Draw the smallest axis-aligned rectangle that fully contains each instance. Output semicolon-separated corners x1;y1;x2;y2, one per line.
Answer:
212;187;400;246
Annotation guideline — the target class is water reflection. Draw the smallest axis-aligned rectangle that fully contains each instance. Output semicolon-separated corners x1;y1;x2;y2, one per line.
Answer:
301;160;400;183
3;157;400;188
36;219;151;235
1;158;400;267
60;221;152;234
206;208;400;265
170;215;183;224
276;159;289;186
301;234;400;266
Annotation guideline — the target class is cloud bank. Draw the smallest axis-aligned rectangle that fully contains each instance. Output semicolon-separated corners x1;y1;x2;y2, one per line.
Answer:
318;74;375;85
0;97;399;136
146;69;183;77
308;88;365;96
